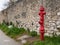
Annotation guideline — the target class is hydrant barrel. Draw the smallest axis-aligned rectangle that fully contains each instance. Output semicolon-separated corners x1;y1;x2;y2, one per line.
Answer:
38;6;46;41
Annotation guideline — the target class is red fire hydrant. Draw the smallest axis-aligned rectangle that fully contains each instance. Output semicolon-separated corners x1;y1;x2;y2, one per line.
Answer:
39;6;46;41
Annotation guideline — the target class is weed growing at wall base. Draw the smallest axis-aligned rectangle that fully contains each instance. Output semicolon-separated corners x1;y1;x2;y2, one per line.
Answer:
0;23;27;39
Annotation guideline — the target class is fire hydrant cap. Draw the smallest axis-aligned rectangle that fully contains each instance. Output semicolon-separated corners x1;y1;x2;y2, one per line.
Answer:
40;6;44;11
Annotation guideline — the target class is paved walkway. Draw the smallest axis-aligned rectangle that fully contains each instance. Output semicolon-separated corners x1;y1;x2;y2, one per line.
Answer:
0;30;22;45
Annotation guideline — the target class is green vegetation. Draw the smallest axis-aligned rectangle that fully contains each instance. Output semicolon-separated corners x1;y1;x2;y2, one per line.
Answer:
0;23;27;39
33;36;60;45
0;22;38;39
30;31;37;37
24;36;60;45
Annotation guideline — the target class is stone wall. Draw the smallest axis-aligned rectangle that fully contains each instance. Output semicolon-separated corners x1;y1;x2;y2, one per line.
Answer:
0;0;60;36
44;0;60;36
0;12;5;23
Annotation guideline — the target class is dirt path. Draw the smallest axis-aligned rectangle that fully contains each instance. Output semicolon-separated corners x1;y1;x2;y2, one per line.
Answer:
0;30;22;45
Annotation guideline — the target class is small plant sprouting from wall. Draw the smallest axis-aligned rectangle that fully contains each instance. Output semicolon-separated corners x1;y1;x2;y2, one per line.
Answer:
30;31;37;37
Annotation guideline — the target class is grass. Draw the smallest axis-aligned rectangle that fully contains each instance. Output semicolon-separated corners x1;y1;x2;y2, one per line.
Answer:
24;36;60;45
0;23;38;39
0;23;27;39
